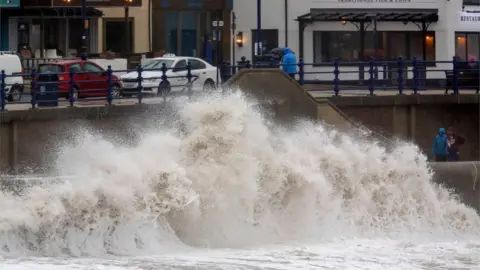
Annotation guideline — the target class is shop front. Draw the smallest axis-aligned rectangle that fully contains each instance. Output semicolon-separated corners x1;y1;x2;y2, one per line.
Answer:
455;11;480;62
151;0;232;65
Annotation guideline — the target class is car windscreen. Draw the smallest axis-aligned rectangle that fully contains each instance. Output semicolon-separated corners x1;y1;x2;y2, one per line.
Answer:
38;64;64;73
142;59;175;70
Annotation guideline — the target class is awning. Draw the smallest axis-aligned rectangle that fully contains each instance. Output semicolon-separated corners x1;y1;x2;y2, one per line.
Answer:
7;7;103;17
297;8;438;23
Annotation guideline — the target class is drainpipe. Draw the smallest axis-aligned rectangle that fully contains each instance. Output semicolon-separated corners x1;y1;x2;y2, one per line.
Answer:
284;0;288;47
148;0;152;52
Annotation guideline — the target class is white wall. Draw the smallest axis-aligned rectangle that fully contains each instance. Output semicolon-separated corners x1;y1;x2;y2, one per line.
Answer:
232;0;471;78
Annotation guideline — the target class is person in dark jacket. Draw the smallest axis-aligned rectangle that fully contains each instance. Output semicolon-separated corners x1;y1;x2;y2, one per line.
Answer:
446;127;465;161
431;128;448;161
282;47;297;79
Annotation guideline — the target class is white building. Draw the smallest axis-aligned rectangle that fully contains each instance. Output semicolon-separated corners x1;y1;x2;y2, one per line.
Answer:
232;0;480;82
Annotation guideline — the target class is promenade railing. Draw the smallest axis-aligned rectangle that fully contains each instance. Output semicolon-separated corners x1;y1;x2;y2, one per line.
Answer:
220;56;479;96
0;62;198;112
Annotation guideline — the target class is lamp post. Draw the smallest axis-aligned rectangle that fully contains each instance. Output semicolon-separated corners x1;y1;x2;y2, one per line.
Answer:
256;0;262;58
124;0;132;53
81;0;87;60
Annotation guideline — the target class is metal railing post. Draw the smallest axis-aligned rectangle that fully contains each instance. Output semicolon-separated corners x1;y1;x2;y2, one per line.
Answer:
0;70;5;112
298;58;304;85
368;58;375;95
137;65;143;104
412;57;418;94
333;58;340;96
69;69;75;106
452;56;459;94
186;62;193;98
160;63;168;103
397;57;404;95
106;65;113;105
30;68;37;109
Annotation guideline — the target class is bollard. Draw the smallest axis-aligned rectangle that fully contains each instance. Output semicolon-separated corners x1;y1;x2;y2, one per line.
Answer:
397;57;404;95
30;69;36;109
452;56;459;94
160;62;168;101
412;57;418;94
186;62;193;98
333;58;340;96
245;60;252;69
68;69;75;106
106;65;113;105
298;58;305;85
368;58;375;96
137;65;143;104
0;70;5;111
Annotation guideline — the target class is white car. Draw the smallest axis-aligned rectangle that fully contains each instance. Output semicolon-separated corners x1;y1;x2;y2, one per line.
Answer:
120;55;218;96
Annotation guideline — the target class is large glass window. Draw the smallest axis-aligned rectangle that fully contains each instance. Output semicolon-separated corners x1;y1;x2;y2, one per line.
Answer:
313;31;436;63
455;32;480;62
103;18;134;53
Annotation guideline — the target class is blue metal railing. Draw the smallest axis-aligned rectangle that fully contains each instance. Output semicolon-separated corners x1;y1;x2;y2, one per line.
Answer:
220;56;480;96
0;62;199;112
1;57;479;112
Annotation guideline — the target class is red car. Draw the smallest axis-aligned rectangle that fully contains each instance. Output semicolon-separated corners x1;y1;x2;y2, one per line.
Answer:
36;60;121;99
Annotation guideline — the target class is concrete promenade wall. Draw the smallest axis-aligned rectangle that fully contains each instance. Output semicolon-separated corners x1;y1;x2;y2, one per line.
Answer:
326;95;480;161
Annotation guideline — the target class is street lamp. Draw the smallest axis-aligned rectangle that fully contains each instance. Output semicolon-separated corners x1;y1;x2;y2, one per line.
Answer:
124;0;133;53
63;0;87;59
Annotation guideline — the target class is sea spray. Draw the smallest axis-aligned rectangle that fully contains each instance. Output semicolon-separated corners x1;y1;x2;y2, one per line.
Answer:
0;91;478;257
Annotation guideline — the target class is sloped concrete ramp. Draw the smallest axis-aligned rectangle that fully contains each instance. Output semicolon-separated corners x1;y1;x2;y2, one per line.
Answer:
225;69;353;129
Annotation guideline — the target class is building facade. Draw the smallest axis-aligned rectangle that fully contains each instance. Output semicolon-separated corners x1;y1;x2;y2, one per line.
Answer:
233;0;480;80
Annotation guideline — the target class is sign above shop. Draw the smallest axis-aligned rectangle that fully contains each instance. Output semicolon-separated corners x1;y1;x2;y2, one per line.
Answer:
0;0;20;7
337;0;411;2
23;0;142;7
458;12;480;24
153;0;230;10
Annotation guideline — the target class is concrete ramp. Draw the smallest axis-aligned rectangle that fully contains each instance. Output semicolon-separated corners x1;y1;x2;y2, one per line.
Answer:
225;69;318;122
225;69;369;131
430;162;480;212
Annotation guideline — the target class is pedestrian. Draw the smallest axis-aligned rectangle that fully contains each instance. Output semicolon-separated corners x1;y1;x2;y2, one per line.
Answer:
431;127;448;162
282;47;297;80
446;127;465;161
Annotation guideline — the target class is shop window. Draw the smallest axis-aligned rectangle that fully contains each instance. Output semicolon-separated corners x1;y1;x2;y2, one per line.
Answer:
455;32;480;62
103;18;134;53
313;31;436;63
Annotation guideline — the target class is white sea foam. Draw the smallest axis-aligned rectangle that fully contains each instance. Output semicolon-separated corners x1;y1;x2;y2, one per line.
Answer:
0;91;478;268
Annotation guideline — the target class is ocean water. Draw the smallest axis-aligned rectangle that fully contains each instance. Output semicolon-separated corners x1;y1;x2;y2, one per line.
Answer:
0;92;479;269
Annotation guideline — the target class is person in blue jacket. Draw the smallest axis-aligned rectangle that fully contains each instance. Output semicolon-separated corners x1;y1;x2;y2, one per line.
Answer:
282;47;297;79
431;128;448;161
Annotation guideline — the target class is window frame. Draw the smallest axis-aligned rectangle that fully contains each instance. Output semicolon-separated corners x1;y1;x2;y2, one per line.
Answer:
102;17;135;53
312;31;436;66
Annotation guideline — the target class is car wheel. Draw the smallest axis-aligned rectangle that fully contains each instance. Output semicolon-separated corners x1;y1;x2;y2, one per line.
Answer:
203;80;216;92
112;84;121;98
7;85;22;102
157;81;171;97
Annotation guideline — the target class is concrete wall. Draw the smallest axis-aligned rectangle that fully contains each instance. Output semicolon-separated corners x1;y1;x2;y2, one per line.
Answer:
334;102;480;161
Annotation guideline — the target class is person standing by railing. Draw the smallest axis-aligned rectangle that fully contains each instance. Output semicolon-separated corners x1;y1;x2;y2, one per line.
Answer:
282;47;296;79
446;127;465;161
431;127;448;162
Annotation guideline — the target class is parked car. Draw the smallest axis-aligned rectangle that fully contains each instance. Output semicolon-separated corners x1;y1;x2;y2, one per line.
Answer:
36;60;121;99
120;55;217;96
0;53;24;102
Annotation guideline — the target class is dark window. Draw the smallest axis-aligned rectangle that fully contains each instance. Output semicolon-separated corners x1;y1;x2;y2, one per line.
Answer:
173;59;187;71
313;31;436;63
463;0;480;5
103;19;134;53
38;64;64;73
455;32;480;62
84;63;104;73
189;59;206;70
251;29;279;59
69;64;82;73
